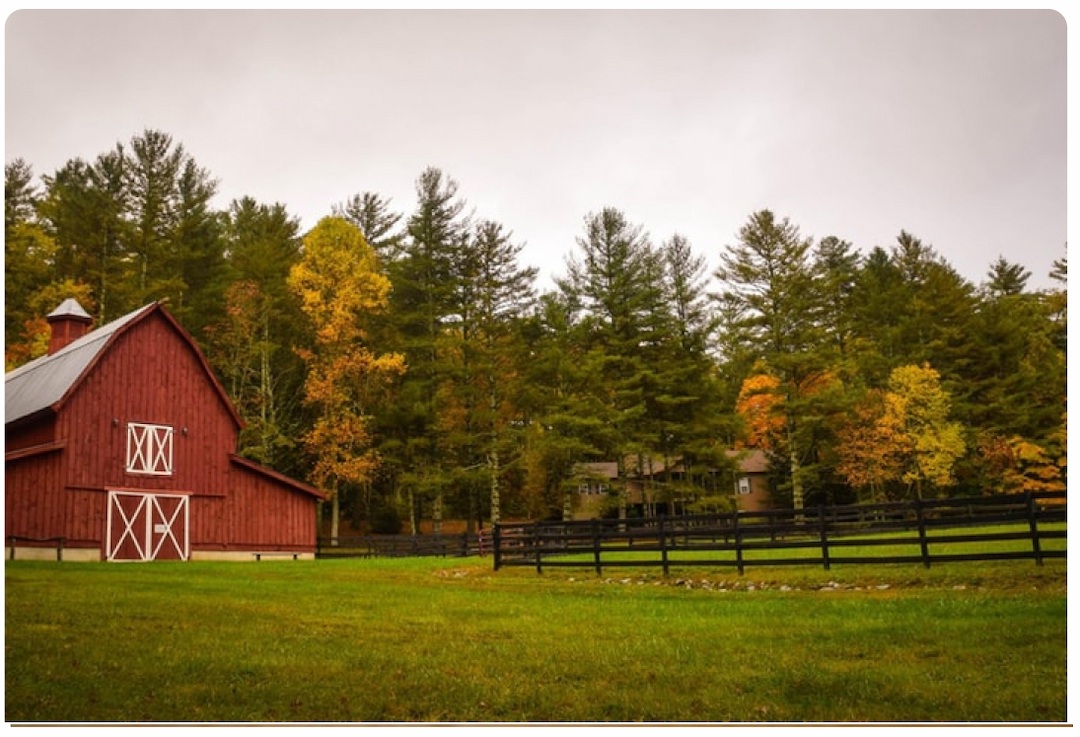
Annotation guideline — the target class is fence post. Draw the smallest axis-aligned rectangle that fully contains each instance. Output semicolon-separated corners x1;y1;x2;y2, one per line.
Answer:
592;519;602;576
818;506;830;571
1026;492;1044;566
915;499;931;569
492;525;502;570
8;536;14;561
659;515;669;577
733;511;744;576
533;521;543;574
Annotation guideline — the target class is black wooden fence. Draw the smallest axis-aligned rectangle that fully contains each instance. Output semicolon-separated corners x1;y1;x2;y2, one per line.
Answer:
492;491;1067;575
6;535;67;561
316;531;487;559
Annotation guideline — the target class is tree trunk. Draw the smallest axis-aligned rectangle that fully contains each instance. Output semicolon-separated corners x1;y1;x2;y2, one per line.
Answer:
330;491;341;545
408;487;418;535
489;448;501;525
788;423;804;512
259;316;274;465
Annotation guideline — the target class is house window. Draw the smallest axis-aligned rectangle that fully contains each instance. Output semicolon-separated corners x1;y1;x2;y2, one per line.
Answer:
737;476;751;495
126;423;174;476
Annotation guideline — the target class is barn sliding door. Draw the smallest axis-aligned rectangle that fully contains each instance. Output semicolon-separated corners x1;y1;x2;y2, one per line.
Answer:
106;491;189;561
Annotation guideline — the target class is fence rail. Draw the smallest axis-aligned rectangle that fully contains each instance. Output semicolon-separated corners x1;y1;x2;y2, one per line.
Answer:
316;531;487;560
492;491;1067;575
7;535;67;561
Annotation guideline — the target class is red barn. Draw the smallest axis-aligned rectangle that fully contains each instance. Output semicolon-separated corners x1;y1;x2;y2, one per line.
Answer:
5;299;323;561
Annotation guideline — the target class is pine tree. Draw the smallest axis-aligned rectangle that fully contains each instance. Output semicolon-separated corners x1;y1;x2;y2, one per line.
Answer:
516;291;611;520
37;151;134;322
558;207;668;517
651;234;733;510
171;158;228;337
984;256;1031;297
385;167;471;532
334;191;404;264
714;210;826;510
440;219;538;528
207;197;307;476
5;159;55;360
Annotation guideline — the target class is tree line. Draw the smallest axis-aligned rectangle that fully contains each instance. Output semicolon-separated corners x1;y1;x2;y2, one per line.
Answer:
5;129;1067;535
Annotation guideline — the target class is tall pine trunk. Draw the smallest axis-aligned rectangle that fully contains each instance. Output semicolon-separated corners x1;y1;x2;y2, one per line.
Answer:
788;422;804;512
489;448;501;525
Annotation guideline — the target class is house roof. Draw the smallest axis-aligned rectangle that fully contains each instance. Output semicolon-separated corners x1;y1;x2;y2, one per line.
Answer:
575;461;620;480
5;301;242;429
576;451;770;481
727;449;769;474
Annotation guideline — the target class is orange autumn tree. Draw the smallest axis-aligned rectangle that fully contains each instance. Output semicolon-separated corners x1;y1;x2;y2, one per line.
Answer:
734;371;786;449
735;364;843;508
288;217;406;541
835;388;908;502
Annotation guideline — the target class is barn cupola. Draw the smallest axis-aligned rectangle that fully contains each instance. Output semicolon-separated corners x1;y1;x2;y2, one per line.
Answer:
46;298;93;355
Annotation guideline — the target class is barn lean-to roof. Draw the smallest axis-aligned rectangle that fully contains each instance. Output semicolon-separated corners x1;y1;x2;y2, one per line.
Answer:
4;301;241;429
230;454;324;500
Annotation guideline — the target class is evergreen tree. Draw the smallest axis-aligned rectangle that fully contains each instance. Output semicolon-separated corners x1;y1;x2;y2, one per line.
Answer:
125;129;187;303
207;197;307;477
172;158;228;337
516;290;611;520
812;235;862;357
37;151;134;322
439;219;538;528
714;210;828;510
984;255;1031;297
5;158;38;231
334;191;405;264
385;167;471;532
651;234;734;510
1046;251;1067;354
5;159;55;360
559;207;666;516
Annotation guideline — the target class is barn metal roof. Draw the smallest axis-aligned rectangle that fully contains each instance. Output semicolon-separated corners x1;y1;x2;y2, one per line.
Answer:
5;303;156;425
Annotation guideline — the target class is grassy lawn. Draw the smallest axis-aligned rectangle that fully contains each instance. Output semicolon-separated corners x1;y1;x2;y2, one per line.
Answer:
4;555;1067;724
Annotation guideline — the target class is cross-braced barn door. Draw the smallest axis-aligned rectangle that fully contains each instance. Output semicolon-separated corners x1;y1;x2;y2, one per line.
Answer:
106;491;189;561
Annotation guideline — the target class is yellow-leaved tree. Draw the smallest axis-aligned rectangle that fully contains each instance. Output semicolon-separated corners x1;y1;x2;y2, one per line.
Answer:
287;217;406;541
886;363;966;499
838;363;965;501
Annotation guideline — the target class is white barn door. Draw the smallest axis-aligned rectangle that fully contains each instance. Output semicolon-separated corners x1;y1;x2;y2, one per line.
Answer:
106;491;189;561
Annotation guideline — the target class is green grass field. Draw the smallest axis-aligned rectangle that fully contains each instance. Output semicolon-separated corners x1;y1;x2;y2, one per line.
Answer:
4;554;1067;724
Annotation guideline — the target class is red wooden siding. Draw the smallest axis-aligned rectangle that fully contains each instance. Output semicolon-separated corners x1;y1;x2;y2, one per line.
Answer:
5;451;66;541
57;314;239;495
6;306;320;558
5;414;57;453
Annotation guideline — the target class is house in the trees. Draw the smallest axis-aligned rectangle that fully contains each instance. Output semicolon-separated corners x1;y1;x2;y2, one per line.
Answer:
572;449;772;519
5;299;324;561
725;449;773;512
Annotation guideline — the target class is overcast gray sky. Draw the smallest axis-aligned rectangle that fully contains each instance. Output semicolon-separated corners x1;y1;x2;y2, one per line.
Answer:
4;8;1069;291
